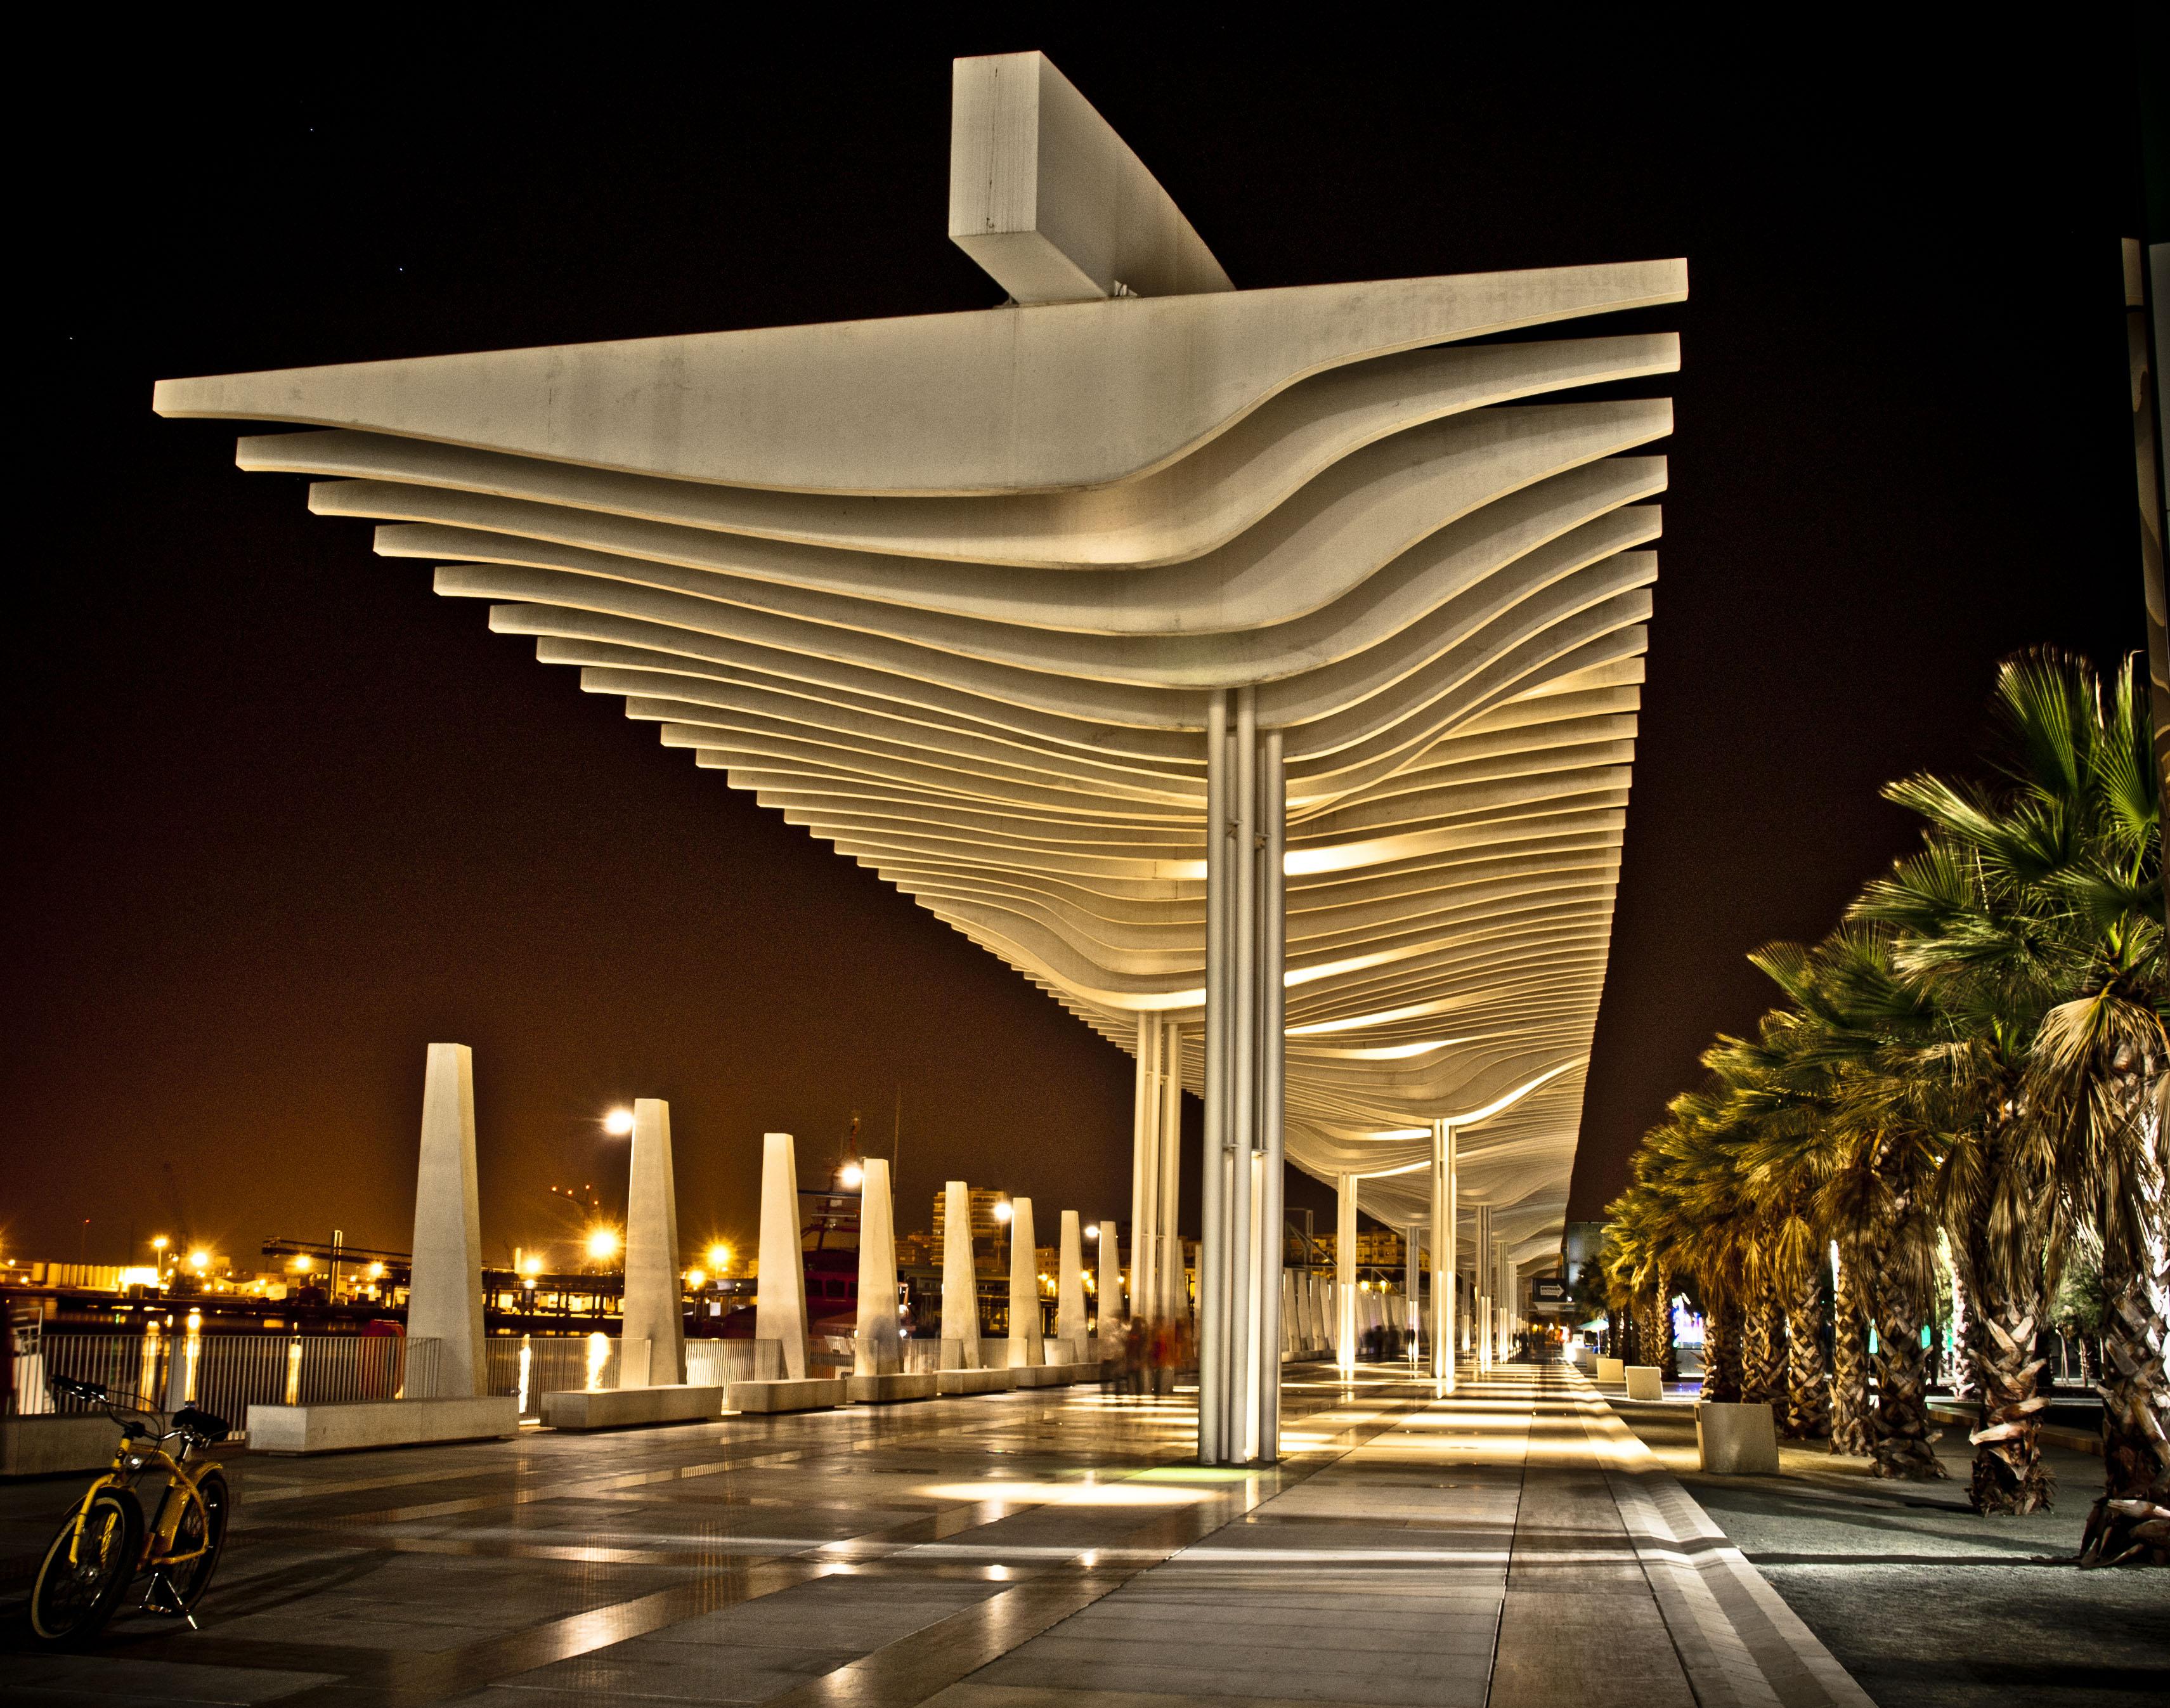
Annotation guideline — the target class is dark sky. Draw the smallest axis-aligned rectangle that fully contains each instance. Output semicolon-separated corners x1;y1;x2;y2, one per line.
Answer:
8;23;2155;1270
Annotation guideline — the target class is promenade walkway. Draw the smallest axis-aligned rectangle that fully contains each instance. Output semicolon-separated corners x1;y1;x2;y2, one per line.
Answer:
0;1361;1868;1708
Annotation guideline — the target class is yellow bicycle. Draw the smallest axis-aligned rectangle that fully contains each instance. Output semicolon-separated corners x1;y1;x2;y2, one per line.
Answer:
28;1376;232;1644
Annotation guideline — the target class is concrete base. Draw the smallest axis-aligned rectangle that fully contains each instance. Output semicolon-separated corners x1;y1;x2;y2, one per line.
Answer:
1014;1361;1103;1388
937;1367;1014;1395
724;1377;848;1414
247;1395;519;1456
1696;1402;1781;1474
847;1371;938;1404
540;1385;724;1430
1625;1365;1663;1402
1;1414;124;1478
1595;1356;1626;1384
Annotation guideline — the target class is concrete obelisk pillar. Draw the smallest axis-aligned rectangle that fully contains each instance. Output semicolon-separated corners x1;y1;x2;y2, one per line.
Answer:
1056;1210;1088;1358
1430;1119;1457;1385
1403;1225;1420;1343
940;1180;981;1369
1095;1219;1123;1347
757;1132;809;1380
407;1043;485;1398
854;1157;902;1376
1007;1198;1043;1366
621;1098;684;1386
1335;1177;1358;1372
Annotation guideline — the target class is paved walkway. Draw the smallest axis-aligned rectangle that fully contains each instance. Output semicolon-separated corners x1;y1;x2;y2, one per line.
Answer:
1;1361;1869;1708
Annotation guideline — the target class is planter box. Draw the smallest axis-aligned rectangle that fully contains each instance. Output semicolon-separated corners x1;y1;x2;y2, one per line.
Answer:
724;1378;848;1414
540;1385;724;1430
1625;1366;1663;1402
1595;1356;1626;1383
937;1367;1014;1395
247;1395;519;1456
1696;1402;1781;1474
846;1372;938;1404
1;1414;124;1478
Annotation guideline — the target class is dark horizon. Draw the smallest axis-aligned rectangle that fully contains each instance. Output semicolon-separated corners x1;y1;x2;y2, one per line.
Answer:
8;26;2155;1270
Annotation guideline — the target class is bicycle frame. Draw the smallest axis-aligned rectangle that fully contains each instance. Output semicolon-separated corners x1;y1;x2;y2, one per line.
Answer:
65;1426;221;1573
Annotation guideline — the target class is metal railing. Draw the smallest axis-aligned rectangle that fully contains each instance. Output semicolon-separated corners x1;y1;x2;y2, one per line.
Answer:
484;1333;620;1419
10;1330;441;1440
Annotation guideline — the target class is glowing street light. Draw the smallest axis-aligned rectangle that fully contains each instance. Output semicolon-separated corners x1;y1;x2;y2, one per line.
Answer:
705;1242;731;1271
992;1200;1013;1223
685;1268;707;1289
188;1251;209;1272
586;1227;620;1262
520;1255;543;1277
603;1107;635;1137
1085;1223;1101;1242
838;1161;864;1188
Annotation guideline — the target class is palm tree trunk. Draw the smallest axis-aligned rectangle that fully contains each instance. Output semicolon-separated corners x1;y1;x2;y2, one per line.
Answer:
1784;1265;1832;1440
1960;1241;2055;1515
2079;1196;2170;1566
1830;1242;1873;1456
1742;1282;1783;1407
1656;1271;1680;1381
1704;1291;1744;1404
1859;1142;1944;1477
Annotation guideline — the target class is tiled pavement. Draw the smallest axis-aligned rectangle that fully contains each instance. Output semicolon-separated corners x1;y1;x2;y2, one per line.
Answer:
0;1361;1870;1707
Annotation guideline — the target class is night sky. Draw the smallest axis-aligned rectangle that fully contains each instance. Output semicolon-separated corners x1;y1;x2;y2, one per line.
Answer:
9;24;2156;1272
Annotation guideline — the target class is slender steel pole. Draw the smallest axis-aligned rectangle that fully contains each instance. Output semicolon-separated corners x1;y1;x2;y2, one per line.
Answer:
1228;689;1257;1459
1256;728;1287;1457
1199;691;1230;1463
1159;1018;1183;1324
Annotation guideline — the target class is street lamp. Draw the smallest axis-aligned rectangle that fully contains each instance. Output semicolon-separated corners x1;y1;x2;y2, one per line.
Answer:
1085;1223;1100;1242
705;1242;731;1272
603;1107;635;1137
586;1227;620;1263
838;1161;864;1189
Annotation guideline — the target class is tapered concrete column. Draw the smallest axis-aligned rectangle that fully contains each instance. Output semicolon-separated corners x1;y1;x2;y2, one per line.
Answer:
757;1131;809;1381
408;1043;485;1398
1430;1120;1457;1385
1502;1251;1519;1359
1335;1175;1358;1372
940;1179;981;1369
1056;1210;1088;1352
1007;1197;1043;1364
1096;1218;1123;1338
855;1157;902;1376
621;1098;684;1387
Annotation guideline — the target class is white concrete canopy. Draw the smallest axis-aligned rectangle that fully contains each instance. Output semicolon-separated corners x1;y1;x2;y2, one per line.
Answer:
157;51;1675;1461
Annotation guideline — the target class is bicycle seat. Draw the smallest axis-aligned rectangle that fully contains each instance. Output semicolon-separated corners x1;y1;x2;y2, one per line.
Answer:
173;1406;228;1445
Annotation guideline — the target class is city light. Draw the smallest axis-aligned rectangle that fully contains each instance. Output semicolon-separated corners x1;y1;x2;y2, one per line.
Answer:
368;1261;386;1279
992;1201;1013;1223
839;1161;864;1187
603;1107;635;1137
685;1268;706;1289
705;1242;731;1270
520;1255;543;1277
292;1255;313;1273
586;1227;620;1261
151;1235;169;1253
188;1250;209;1271
1085;1223;1100;1242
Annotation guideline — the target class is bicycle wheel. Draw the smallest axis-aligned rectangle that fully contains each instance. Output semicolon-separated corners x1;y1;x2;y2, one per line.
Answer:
166;1470;231;1611
29;1487;142;1644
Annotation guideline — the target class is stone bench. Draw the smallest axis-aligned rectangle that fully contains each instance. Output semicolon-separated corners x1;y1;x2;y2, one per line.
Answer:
246;1395;519;1456
1013;1362;1103;1388
1624;1366;1664;1402
846;1371;938;1404
936;1367;1014;1395
1;1414;124;1478
724;1378;849;1414
1594;1356;1626;1384
540;1385;724;1430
